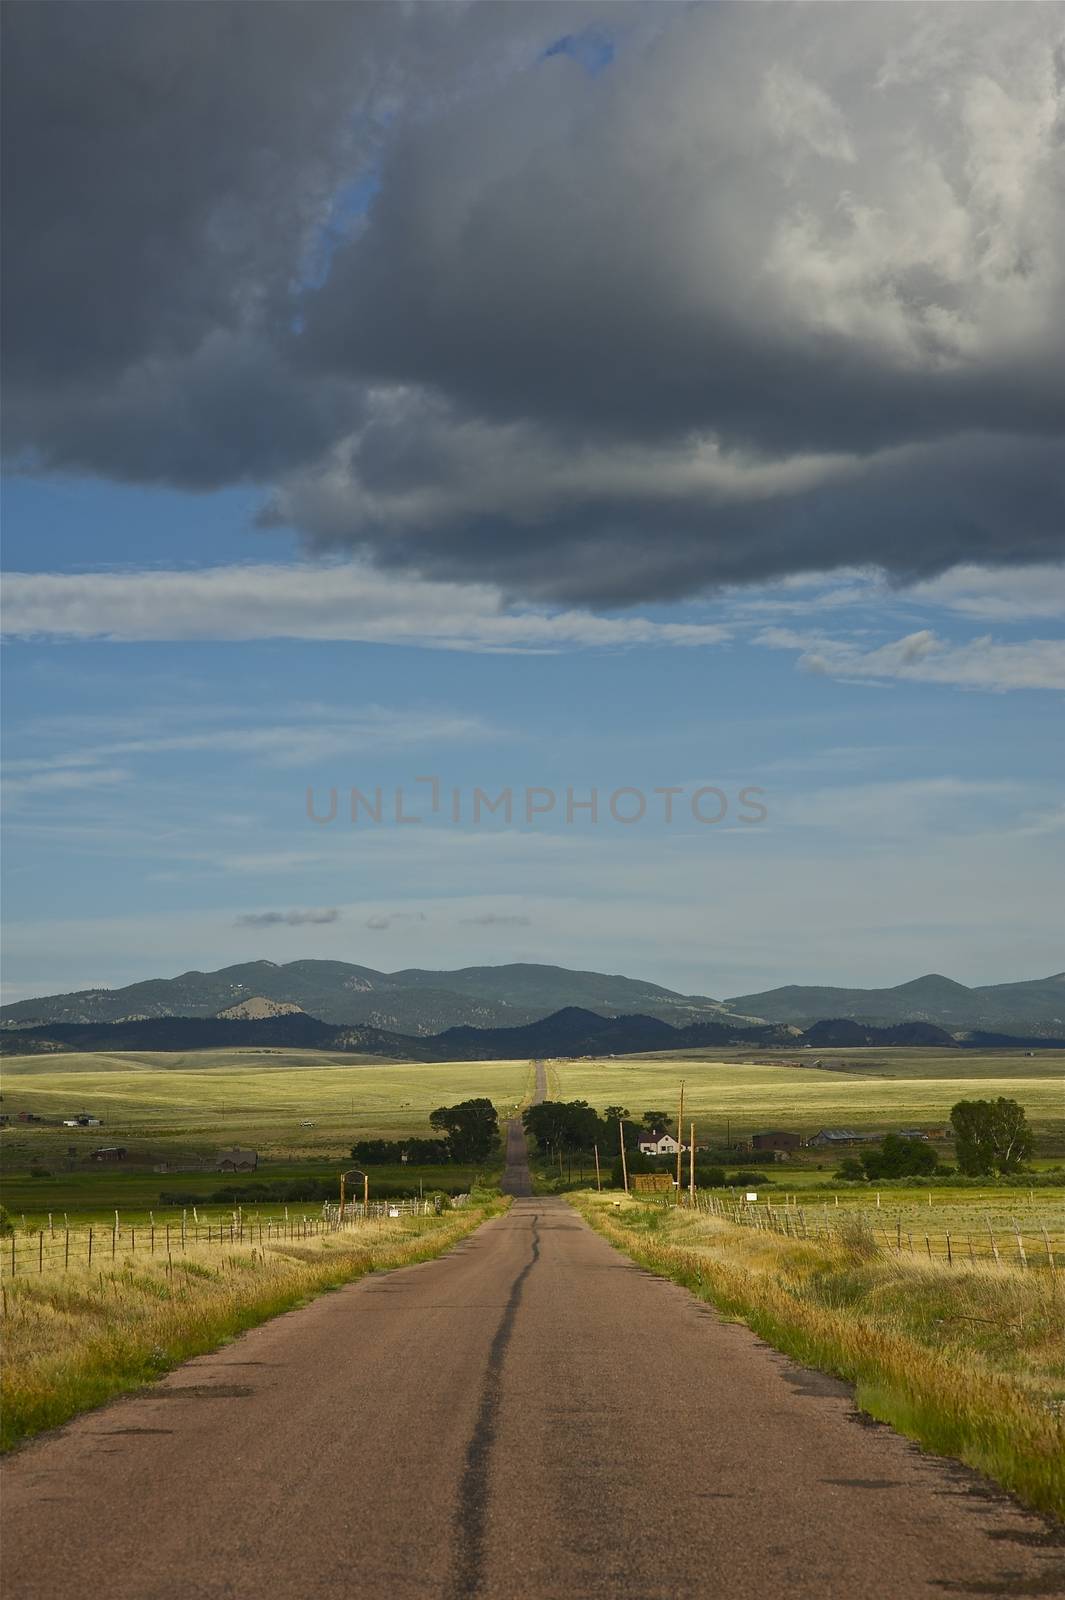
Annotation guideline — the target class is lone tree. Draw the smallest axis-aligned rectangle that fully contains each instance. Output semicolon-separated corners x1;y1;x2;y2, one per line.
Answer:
429;1098;500;1163
950;1097;1033;1176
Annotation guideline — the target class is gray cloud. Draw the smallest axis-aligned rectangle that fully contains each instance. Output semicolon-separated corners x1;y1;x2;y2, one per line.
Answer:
365;912;427;932
4;3;1063;599
235;907;340;928
461;913;532;927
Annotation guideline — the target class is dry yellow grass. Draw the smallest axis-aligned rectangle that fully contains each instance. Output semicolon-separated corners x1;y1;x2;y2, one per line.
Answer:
573;1193;1065;1519
1;1198;507;1450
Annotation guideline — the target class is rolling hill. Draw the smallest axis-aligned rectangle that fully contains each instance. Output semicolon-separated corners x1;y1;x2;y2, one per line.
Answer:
727;973;1065;1037
3;1006;1061;1062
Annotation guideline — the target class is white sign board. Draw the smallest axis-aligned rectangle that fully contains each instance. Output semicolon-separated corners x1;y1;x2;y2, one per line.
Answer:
746;1192;758;1202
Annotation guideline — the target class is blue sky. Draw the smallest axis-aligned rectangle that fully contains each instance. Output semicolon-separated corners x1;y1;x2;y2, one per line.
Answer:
4;472;1062;1003
2;4;1063;1006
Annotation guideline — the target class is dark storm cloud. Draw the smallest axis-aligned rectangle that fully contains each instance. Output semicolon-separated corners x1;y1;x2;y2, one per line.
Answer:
4;3;1063;598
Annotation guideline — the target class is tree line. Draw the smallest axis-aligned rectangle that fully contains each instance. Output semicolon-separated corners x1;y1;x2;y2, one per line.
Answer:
351;1098;500;1166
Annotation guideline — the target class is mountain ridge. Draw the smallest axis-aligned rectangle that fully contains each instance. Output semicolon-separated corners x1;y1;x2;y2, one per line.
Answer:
3;960;1063;1038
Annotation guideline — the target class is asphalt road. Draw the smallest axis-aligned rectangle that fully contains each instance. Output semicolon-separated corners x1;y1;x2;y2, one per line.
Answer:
4;1135;1063;1599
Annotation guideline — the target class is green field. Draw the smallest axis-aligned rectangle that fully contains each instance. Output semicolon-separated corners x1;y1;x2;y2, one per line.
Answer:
549;1048;1065;1151
4;1045;1062;1222
0;1051;534;1219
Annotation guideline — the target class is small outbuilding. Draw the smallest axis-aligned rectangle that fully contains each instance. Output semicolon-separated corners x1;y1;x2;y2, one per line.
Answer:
807;1128;878;1148
89;1146;127;1162
214;1149;258;1172
751;1131;803;1154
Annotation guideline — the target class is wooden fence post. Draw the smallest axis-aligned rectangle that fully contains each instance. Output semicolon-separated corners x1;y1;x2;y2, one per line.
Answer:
1014;1223;1027;1268
88;1227;93;1266
65;1229;70;1270
39;1231;44;1273
1042;1227;1056;1274
987;1219;1000;1265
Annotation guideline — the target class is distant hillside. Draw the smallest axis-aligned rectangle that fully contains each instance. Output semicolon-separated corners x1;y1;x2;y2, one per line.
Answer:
728;973;1065;1037
215;996;306;1020
0;1012;418;1059
3;1007;1061;1061
0;959;739;1035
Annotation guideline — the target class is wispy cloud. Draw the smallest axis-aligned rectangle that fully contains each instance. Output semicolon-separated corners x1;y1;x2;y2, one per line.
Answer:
1;763;133;801
785;777;1021;836
1;564;730;654
4;703;501;787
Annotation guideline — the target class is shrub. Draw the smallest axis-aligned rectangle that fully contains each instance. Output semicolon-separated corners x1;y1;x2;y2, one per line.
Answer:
836;1157;866;1181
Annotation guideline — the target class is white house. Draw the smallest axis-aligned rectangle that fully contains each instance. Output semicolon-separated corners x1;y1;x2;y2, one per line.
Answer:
637;1129;684;1157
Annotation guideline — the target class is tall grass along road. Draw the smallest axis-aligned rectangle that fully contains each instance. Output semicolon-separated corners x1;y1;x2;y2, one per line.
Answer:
3;1135;1062;1599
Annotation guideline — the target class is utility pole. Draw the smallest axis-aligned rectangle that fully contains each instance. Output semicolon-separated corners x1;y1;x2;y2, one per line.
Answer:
675;1082;685;1198
689;1121;696;1204
594;1144;602;1192
619;1118;629;1194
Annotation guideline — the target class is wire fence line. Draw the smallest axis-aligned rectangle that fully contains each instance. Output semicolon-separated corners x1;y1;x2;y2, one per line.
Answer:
677;1190;1061;1271
0;1194;469;1280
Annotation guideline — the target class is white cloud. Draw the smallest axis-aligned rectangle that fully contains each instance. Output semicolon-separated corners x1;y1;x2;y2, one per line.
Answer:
763;64;856;164
758;626;1065;691
905;564;1065;622
0;563;730;652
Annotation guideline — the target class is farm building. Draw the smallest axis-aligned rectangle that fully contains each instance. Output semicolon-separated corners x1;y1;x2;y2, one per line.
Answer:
807;1128;879;1148
637;1129;685;1157
89;1146;127;1162
214;1149;258;1172
751;1131;803;1154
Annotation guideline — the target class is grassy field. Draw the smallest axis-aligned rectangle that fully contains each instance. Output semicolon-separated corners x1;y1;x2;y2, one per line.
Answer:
0;1198;507;1451
574;1191;1065;1519
548;1048;1065;1152
1;1051;534;1220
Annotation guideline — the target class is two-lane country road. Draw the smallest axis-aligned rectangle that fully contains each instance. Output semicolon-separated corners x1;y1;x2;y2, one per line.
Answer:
3;1135;1063;1599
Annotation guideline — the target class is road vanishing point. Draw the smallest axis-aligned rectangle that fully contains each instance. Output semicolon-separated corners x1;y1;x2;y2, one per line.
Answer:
3;1123;1063;1599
